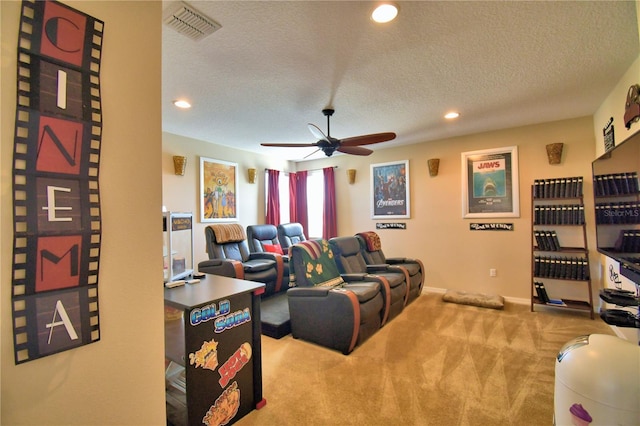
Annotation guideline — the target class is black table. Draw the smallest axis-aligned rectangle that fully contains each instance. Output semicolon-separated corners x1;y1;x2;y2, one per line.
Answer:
164;275;266;425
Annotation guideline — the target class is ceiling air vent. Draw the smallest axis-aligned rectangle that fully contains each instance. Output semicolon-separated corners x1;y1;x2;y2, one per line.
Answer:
163;1;221;41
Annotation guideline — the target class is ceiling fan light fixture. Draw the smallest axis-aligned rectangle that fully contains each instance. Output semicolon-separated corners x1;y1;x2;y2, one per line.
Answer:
444;111;460;119
173;99;192;109
371;3;399;23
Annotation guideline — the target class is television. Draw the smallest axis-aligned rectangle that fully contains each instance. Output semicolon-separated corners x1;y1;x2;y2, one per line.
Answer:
592;131;640;284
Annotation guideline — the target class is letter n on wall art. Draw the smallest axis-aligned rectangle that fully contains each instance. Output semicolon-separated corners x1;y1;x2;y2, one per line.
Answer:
11;0;104;364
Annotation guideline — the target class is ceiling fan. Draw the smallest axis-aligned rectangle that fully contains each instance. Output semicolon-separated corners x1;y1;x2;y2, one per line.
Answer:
261;108;396;157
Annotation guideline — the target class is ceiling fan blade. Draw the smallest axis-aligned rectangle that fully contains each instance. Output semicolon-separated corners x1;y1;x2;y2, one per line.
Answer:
340;132;397;147
337;145;373;156
261;142;317;147
304;148;321;159
308;123;330;142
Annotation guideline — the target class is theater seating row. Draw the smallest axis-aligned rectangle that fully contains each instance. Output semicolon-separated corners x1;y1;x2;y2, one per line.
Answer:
198;222;304;339
198;223;424;353
289;235;424;354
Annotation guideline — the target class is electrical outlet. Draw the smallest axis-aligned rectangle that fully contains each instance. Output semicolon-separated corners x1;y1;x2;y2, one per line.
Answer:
489;268;497;277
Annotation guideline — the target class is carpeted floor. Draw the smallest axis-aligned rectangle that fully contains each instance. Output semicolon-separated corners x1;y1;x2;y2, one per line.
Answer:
238;292;615;426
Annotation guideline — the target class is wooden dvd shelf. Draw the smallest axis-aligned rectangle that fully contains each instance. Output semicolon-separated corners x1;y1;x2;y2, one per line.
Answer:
530;178;594;318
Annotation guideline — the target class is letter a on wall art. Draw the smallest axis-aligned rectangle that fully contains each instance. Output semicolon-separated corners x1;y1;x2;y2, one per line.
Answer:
11;0;104;364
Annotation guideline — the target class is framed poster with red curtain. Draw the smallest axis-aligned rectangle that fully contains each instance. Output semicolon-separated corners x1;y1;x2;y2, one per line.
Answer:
11;0;104;364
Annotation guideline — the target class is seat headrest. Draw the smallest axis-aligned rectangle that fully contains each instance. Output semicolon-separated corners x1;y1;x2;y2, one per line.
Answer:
280;222;304;236
290;239;343;288
356;231;381;252
331;236;361;256
249;224;277;240
210;224;246;243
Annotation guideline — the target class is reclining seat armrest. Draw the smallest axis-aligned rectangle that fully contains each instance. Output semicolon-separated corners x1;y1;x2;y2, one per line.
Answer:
249;252;285;293
413;258;425;291
387;257;425;296
354;274;391;326
287;286;361;355
198;259;245;279
387;264;411;305
340;273;369;281
365;264;392;272
385;257;407;264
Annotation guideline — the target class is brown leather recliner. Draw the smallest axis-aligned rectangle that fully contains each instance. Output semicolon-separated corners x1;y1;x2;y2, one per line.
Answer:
287;239;385;354
355;231;424;304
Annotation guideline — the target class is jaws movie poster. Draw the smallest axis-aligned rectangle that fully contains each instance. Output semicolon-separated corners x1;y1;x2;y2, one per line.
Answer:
465;148;517;216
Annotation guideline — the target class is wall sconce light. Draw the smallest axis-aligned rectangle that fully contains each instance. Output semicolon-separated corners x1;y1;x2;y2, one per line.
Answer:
427;158;440;177
347;169;357;184
248;168;257;184
546;143;564;165
173;156;187;176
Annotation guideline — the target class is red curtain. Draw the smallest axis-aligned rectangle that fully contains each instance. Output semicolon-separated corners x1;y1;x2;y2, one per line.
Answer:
289;171;308;234
288;172;297;221
323;167;337;239
265;169;280;225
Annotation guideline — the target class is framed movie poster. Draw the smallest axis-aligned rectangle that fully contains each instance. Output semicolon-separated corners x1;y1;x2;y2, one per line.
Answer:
200;157;239;222
461;146;520;218
371;160;410;219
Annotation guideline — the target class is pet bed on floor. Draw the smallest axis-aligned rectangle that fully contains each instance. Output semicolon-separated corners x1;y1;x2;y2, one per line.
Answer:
442;289;504;310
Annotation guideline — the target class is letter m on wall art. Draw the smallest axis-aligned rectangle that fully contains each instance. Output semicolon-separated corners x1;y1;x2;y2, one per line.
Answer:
11;0;104;364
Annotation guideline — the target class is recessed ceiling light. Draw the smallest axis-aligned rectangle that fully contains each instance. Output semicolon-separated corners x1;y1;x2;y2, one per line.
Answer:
173;99;191;109
444;111;460;119
371;3;398;23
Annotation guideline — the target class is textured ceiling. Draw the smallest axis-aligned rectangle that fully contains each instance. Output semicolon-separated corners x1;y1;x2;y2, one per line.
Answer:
162;1;639;161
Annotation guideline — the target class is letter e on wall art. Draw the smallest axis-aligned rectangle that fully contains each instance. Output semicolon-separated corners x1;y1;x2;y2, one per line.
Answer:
11;0;104;364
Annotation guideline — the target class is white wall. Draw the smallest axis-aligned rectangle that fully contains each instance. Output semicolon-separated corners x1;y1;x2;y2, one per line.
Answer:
1;2;165;424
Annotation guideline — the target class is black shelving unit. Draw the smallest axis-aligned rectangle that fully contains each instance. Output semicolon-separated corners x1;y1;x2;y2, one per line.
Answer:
530;178;594;318
593;172;640;331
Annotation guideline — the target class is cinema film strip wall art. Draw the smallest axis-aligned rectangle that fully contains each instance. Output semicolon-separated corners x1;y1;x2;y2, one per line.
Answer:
11;0;104;364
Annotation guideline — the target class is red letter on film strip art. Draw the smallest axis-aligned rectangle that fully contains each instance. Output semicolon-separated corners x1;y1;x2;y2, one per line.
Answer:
11;0;103;364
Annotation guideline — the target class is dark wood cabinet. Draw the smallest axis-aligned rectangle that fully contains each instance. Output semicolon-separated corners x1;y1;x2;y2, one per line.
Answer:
164;275;265;425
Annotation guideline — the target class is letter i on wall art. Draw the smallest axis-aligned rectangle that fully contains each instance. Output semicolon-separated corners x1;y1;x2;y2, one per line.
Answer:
11;0;104;364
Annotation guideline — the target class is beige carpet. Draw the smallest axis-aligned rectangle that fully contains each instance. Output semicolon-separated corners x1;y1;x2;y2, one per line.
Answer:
238;292;615;426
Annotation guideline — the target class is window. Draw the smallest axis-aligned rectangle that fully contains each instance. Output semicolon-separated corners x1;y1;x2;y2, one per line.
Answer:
306;171;323;238
265;170;324;238
278;173;290;225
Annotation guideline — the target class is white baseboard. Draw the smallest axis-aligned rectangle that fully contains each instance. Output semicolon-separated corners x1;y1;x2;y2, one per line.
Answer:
423;286;446;294
503;296;530;305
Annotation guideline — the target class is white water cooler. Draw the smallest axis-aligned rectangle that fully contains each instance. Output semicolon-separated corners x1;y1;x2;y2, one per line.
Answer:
554;334;639;425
